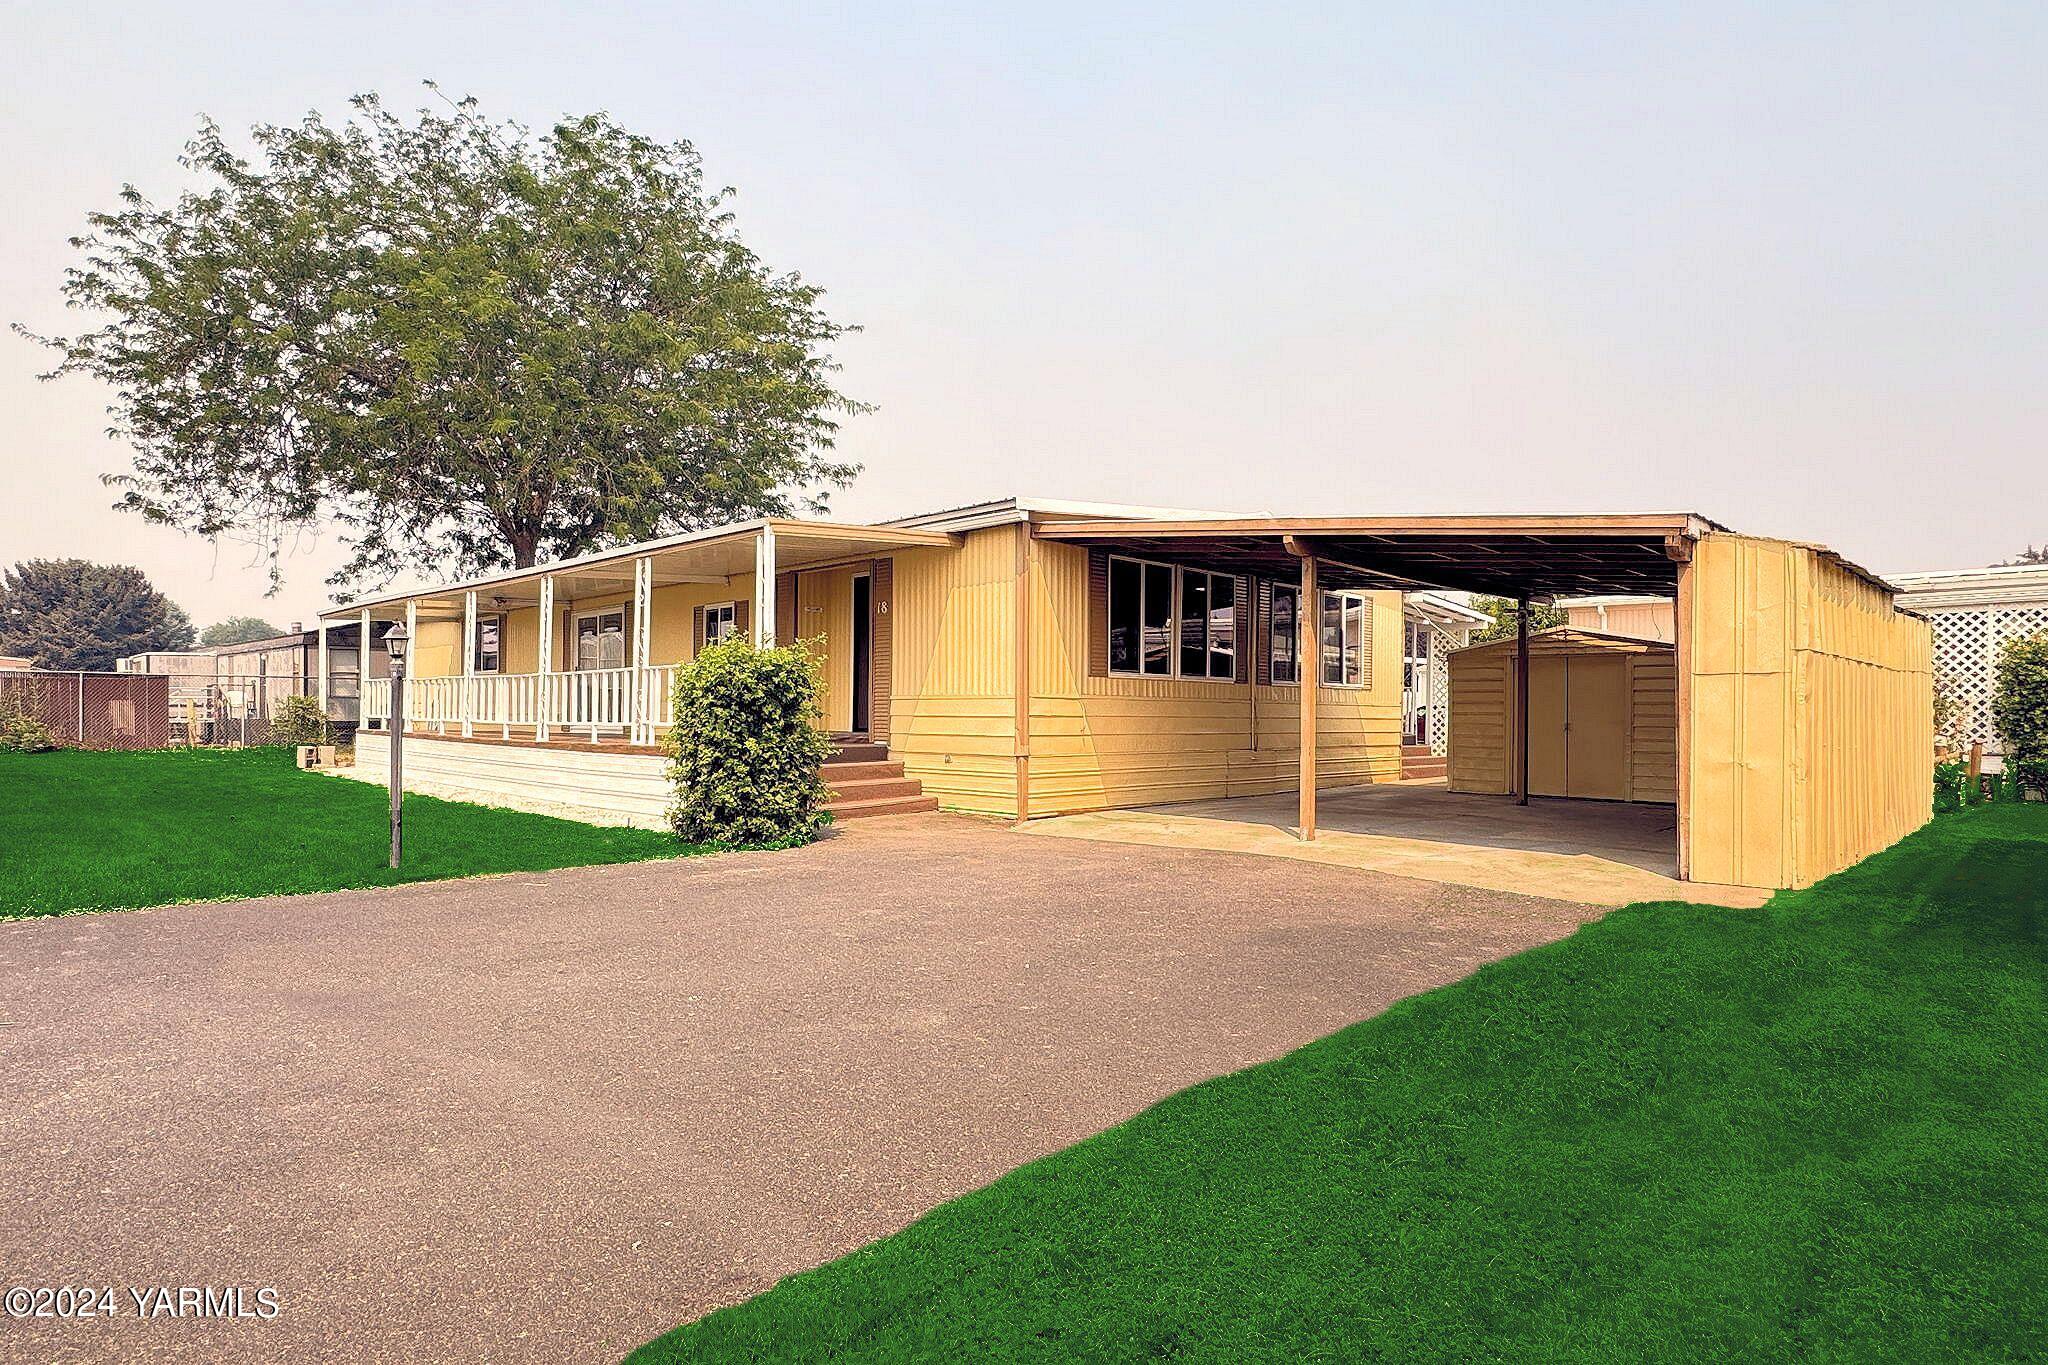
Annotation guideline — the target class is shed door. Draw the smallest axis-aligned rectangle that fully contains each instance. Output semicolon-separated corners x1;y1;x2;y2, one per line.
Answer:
1564;656;1629;800
1527;656;1569;797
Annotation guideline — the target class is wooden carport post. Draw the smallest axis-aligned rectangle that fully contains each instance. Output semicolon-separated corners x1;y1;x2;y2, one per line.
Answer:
1516;593;1531;806
1013;522;1033;824
1297;552;1318;840
1667;533;1694;881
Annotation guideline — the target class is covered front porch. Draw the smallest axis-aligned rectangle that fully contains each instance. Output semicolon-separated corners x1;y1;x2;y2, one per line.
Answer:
319;517;954;748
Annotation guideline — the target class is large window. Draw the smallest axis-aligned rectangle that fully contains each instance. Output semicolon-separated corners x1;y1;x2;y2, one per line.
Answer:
474;614;503;673
1320;591;1368;686
1270;584;1299;684
1108;556;1175;676
1109;557;1234;680
1180;570;1236;679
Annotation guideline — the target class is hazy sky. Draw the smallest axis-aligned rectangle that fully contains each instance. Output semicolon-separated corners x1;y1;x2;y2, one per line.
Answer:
3;2;2043;628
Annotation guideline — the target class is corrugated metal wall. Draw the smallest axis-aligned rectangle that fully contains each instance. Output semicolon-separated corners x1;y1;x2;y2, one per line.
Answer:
887;528;1021;814
1683;534;1931;890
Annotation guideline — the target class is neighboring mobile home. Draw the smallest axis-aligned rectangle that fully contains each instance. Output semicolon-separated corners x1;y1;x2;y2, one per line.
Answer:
321;497;1931;892
1891;563;2048;768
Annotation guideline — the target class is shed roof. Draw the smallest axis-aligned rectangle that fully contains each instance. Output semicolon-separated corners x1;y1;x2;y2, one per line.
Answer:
1451;626;1676;657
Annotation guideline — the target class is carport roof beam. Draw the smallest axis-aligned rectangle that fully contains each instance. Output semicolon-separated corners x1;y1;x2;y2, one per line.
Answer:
1035;513;1723;600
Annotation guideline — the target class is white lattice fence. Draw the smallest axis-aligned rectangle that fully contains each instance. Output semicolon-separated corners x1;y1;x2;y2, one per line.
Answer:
1427;646;1452;756
1929;605;2048;752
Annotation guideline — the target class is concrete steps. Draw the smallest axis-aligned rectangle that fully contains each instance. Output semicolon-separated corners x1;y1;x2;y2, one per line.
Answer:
1400;743;1447;781
822;745;937;819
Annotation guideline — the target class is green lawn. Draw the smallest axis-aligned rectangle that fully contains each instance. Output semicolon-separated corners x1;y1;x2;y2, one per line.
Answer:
1;747;694;916
632;803;2048;1363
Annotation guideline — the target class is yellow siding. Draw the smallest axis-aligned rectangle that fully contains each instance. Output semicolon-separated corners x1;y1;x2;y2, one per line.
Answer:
1565;600;1676;642
1024;540;1405;817
1683;533;1930;890
887;528;1020;814
412;620;462;678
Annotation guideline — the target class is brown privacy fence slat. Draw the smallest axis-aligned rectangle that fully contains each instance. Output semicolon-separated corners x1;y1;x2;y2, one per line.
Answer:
0;671;170;749
1087;548;1109;678
871;558;894;742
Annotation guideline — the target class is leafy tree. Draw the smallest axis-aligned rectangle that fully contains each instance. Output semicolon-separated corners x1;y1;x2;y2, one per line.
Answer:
1997;545;2048;566
1992;631;2048;797
200;616;284;646
27;87;863;591
0;559;195;670
1470;595;1568;645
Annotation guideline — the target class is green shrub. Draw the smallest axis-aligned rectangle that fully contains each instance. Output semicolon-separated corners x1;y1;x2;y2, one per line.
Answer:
1932;759;1968;813
1992;631;2048;798
272;694;330;746
0;705;56;752
0;685;57;753
665;636;831;846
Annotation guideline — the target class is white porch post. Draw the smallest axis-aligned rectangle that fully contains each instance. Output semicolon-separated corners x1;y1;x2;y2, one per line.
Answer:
405;600;422;733
316;620;329;718
461;590;477;737
632;555;653;744
360;607;374;728
754;524;777;646
537;574;555;743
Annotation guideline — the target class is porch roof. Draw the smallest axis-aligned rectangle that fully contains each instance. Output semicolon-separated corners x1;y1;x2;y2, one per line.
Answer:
320;518;958;623
1032;513;1723;600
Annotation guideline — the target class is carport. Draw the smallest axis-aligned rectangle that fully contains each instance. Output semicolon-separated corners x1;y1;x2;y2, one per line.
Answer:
1033;514;1932;892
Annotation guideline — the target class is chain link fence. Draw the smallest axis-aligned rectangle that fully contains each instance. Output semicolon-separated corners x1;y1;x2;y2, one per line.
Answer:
0;668;329;749
0;671;171;749
169;671;313;747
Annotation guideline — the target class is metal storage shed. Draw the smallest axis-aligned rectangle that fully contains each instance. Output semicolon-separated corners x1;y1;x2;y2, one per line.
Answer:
1447;628;1676;804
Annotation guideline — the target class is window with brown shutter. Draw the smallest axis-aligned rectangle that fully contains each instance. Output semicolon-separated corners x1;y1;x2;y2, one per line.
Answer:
1087;548;1109;678
775;572;796;643
1233;575;1252;683
1254;579;1273;686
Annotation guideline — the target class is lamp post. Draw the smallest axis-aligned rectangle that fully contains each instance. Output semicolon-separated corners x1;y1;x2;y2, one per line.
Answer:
384;621;409;869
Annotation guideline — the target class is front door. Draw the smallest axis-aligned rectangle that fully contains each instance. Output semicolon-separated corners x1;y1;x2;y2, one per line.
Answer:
850;574;872;735
574;609;626;670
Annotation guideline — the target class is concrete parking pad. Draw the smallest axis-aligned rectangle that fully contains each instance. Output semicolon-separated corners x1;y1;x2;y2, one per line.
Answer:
0;815;1599;1363
1022;785;1772;908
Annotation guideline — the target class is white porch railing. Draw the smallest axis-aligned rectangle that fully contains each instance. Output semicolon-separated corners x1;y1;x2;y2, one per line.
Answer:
362;665;681;744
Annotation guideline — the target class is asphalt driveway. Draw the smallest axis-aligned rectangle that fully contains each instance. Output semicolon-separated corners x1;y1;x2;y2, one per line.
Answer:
0;815;1599;1363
